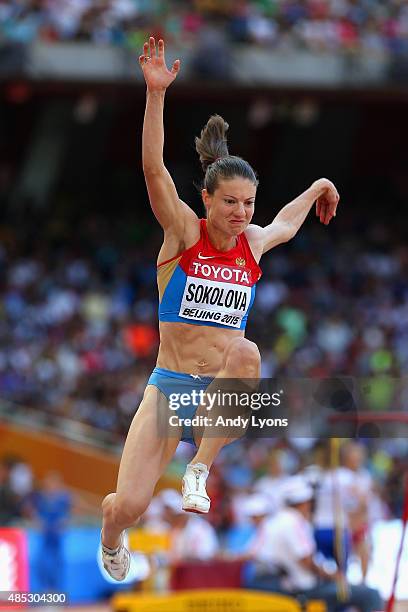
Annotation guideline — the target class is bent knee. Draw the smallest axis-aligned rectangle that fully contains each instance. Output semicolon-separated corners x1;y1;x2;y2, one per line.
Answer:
113;494;150;526
224;338;261;378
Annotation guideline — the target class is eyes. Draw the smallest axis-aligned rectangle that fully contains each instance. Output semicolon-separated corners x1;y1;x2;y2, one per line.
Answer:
223;198;255;206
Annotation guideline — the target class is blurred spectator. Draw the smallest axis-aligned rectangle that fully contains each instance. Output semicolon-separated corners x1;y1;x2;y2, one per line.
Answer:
340;440;376;581
160;489;219;562
191;23;233;81
253;448;291;514
26;471;72;592
385;456;408;520
238;494;282;591
308;441;355;568
4;455;34;500
0;461;20;525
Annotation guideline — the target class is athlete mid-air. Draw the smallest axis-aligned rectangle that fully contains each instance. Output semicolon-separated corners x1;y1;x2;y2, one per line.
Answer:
101;37;340;580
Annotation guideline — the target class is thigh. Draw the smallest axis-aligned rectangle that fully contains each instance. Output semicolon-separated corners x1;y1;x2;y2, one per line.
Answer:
192;377;252;447
191;339;261;444
116;385;181;499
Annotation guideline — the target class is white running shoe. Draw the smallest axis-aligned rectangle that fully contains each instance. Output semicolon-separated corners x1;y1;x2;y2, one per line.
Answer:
101;531;131;581
182;462;210;513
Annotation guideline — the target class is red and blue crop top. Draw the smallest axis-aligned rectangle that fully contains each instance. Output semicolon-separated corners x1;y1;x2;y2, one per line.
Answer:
157;219;262;330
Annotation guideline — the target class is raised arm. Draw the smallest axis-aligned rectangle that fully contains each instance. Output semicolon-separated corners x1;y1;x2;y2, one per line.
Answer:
246;178;340;256
139;37;198;235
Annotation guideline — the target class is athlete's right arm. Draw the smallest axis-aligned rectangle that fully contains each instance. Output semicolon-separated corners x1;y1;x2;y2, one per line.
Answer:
140;37;198;236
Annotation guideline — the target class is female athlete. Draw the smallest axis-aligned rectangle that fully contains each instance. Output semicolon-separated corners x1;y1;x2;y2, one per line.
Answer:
101;37;340;580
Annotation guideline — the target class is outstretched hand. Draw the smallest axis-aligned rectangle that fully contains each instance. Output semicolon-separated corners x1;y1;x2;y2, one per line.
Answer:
315;178;340;225
139;37;180;92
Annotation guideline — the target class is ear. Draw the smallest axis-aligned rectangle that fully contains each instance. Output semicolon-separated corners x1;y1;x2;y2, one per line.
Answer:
202;188;211;212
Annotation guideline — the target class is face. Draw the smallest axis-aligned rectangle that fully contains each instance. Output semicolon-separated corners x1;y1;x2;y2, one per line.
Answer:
346;444;365;470
268;451;283;477
297;500;313;520
164;507;187;526
202;177;256;236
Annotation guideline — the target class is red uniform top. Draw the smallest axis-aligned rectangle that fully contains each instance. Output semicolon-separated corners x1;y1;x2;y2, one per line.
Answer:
157;219;262;330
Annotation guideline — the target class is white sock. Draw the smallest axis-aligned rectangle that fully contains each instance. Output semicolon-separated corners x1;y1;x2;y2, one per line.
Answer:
187;462;209;474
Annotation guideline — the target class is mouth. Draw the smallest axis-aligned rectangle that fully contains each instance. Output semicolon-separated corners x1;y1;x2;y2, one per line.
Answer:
230;220;245;225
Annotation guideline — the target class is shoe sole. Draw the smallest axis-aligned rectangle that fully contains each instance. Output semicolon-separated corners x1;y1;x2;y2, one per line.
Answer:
103;564;128;581
182;501;210;514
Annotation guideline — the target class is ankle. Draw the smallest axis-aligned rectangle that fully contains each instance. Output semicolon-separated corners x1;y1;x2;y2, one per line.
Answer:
101;528;122;551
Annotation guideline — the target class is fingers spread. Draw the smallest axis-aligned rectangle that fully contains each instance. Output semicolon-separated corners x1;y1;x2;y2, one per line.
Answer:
143;41;149;58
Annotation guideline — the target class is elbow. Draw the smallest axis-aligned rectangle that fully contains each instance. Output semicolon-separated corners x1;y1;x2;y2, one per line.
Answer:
142;164;164;177
284;223;297;242
142;158;165;177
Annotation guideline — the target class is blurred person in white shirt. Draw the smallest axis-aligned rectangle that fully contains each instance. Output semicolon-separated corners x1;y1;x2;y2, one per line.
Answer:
253;448;291;515
161;490;219;563
241;477;383;612
236;494;282;591
308;441;356;569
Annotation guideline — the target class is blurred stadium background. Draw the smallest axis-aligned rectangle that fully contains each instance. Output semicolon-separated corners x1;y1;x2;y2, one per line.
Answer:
1;0;408;610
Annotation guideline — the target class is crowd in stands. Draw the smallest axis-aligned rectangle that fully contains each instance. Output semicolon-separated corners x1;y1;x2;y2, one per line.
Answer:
1;210;406;606
2;440;406;608
1;0;408;57
0;211;407;440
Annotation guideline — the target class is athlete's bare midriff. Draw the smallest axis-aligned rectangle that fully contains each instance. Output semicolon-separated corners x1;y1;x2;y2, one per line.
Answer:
156;321;244;376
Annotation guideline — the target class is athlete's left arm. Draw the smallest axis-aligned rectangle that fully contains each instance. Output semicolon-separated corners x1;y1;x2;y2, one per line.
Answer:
247;178;340;256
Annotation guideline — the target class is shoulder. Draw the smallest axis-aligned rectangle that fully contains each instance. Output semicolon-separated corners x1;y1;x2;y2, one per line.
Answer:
266;509;291;530
280;508;298;526
158;209;201;265
243;224;264;263
183;210;202;248
245;219;294;257
167;200;200;242
244;223;264;245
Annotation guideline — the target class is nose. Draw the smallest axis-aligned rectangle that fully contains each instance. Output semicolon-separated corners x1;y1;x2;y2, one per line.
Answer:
234;202;246;217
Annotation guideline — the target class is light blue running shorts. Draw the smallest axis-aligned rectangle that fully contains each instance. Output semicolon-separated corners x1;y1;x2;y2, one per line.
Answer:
147;367;214;445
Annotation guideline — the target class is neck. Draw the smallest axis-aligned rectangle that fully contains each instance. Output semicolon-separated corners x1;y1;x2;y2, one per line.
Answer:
206;220;237;252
